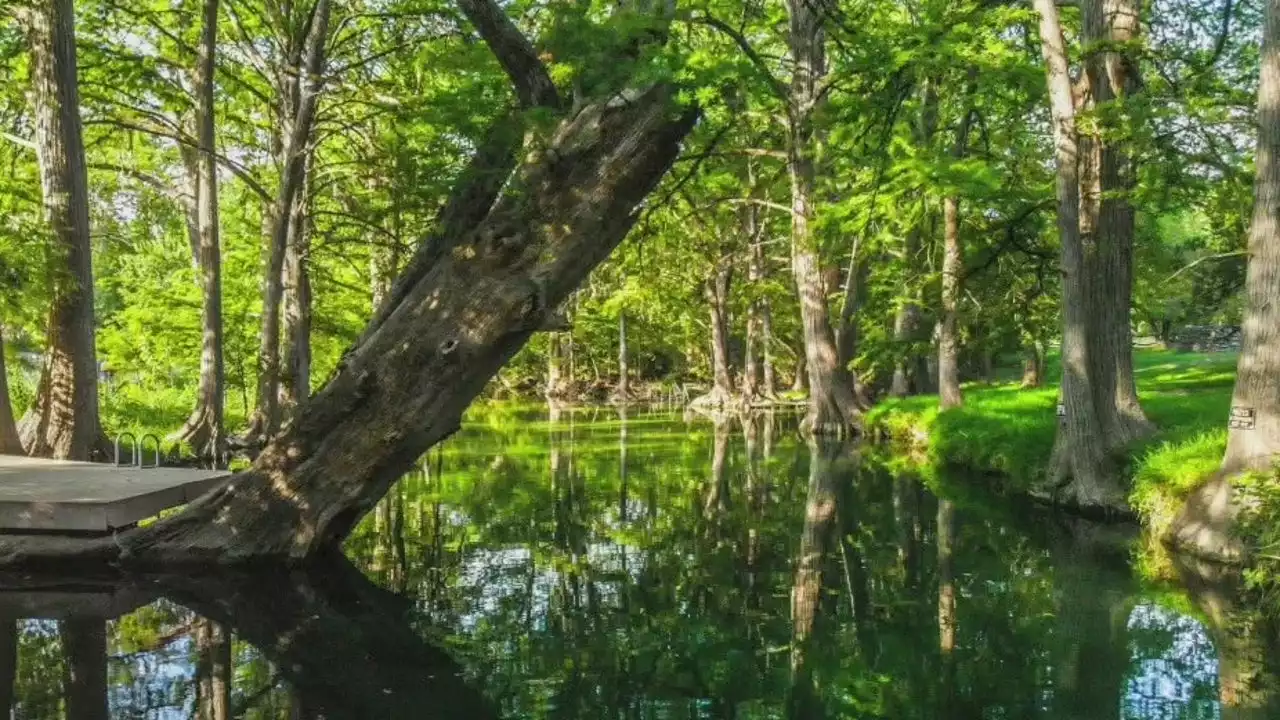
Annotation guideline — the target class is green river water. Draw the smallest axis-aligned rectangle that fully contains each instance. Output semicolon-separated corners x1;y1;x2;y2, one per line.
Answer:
3;405;1278;718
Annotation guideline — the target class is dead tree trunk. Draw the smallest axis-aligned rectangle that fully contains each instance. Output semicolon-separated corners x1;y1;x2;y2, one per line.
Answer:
1171;0;1280;561
247;0;331;443
177;0;226;461
16;0;102;461
1079;0;1152;445
0;328;23;455
1033;0;1119;510
785;0;862;434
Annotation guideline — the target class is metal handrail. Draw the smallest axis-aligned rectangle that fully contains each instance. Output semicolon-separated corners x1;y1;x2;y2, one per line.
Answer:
113;433;138;467
139;434;162;468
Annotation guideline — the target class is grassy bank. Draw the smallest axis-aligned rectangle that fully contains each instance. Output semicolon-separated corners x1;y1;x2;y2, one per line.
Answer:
865;350;1239;539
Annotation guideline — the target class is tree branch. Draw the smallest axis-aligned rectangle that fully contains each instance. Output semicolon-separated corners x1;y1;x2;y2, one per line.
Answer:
695;15;789;102
457;0;560;108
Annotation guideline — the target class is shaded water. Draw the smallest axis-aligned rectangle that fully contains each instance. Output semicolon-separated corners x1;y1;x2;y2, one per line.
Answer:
2;405;1278;718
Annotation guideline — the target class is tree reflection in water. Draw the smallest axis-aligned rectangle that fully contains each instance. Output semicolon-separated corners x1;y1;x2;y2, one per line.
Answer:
0;406;1277;718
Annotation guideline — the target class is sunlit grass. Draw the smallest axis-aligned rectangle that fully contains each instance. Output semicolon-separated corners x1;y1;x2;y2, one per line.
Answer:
866;349;1238;519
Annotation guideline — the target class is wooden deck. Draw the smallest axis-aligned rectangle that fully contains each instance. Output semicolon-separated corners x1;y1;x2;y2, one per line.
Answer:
0;455;230;532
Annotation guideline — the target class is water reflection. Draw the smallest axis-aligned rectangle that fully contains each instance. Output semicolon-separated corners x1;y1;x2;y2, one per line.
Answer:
0;406;1276;718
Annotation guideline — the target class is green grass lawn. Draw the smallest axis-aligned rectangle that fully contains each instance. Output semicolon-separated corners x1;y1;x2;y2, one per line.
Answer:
865;349;1238;537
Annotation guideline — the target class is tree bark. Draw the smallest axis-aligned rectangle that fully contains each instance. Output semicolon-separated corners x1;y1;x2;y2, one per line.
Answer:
195;619;232;720
16;0;103;461
1079;0;1153;444
615;310;629;400
939;83;976;411
0;329;23;454
282;155;313;412
703;261;735;406
939;198;964;410
785;0;862;435
1171;0;1280;561
760;299;777;397
1021;341;1044;388
1034;0;1119;510
61;619;108;720
791;347;808;393
177;0;226;461
247;0;331;443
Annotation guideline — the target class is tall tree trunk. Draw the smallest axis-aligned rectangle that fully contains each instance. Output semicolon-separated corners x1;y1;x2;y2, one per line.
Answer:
282;157;313;412
760;300;777;397
546;333;566;399
1021;341;1044;388
616;310;628;399
15;0;102;461
177;0;225;461
1171;0;1280;561
703;262;735;406
742;175;768;401
891;228;926;397
61;619;108;720
0;328;23;454
247;0;331;443
938;197;964;410
791;347;808;393
939;82;976;410
1079;0;1152;444
1033;0;1119;510
785;0;861;435
195;619;232;720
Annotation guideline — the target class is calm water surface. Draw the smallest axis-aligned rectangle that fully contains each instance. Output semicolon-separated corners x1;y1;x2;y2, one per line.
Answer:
3;405;1278;718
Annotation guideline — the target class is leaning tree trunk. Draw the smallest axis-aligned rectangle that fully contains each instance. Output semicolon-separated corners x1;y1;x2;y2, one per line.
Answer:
785;0;862;435
0;328;23;455
1079;0;1153;446
1033;0;1119;510
1170;0;1280;562
0;0;693;570
16;0;102;461
246;0;330;443
177;0;225;461
0;86;696;567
